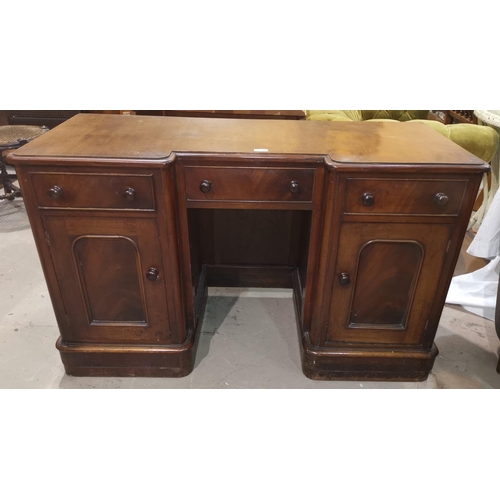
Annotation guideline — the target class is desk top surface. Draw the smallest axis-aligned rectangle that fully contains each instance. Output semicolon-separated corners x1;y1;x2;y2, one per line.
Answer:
10;113;485;166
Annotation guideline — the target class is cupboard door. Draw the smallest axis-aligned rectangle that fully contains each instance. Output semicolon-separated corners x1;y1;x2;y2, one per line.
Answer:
43;216;171;344
327;222;453;345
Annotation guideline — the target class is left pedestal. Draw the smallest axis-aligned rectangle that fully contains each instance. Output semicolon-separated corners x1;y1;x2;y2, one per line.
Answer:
15;163;190;376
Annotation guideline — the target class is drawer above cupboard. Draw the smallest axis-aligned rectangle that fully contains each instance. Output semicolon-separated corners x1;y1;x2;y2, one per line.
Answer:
30;172;156;211
343;177;468;216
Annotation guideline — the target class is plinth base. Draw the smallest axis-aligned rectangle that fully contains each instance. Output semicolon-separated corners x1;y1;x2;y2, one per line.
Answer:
56;337;197;377
300;335;439;382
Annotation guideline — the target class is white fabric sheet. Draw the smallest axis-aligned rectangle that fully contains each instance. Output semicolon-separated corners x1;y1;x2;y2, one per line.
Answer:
446;256;499;320
467;181;500;259
446;188;500;319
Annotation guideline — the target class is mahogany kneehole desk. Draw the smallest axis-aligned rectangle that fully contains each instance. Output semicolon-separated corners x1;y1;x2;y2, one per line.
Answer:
8;114;488;381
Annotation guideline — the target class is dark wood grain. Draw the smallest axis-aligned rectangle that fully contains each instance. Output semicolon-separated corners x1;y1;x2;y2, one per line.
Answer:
158;161;188;344
347;240;423;327
73;236;147;322
211;210;297;266
206;265;294;288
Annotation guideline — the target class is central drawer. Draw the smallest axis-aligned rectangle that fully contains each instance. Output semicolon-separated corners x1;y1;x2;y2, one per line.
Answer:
184;167;315;203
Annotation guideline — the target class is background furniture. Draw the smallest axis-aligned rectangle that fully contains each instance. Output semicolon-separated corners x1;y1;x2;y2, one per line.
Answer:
447;110;478;125
135;110;306;120
0;125;48;200
7;111;81;129
474;110;500;226
8;114;487;381
0;110;8;126
429;110;478;125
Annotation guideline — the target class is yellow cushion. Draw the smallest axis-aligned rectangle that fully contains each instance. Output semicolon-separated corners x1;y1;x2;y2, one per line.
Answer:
305;110;363;121
362;110;429;121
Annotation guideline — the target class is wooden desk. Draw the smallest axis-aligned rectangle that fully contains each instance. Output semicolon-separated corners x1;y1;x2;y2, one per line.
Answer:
8;114;488;381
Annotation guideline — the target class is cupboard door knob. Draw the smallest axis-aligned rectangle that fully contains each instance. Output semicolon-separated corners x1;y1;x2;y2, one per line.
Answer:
289;180;300;194
434;192;449;206
47;185;62;199
146;268;159;281
361;192;375;206
200;180;212;193
123;187;135;201
339;273;351;286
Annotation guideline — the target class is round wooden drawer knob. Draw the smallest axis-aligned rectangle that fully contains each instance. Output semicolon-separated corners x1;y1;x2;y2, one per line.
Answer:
289;180;300;194
47;186;62;199
200;180;212;193
339;273;351;286
146;268;159;281
123;187;136;201
434;192;449;206
361;192;375;206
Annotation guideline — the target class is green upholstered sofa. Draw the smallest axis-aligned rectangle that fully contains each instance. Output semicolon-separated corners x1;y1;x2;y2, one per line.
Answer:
306;110;499;164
